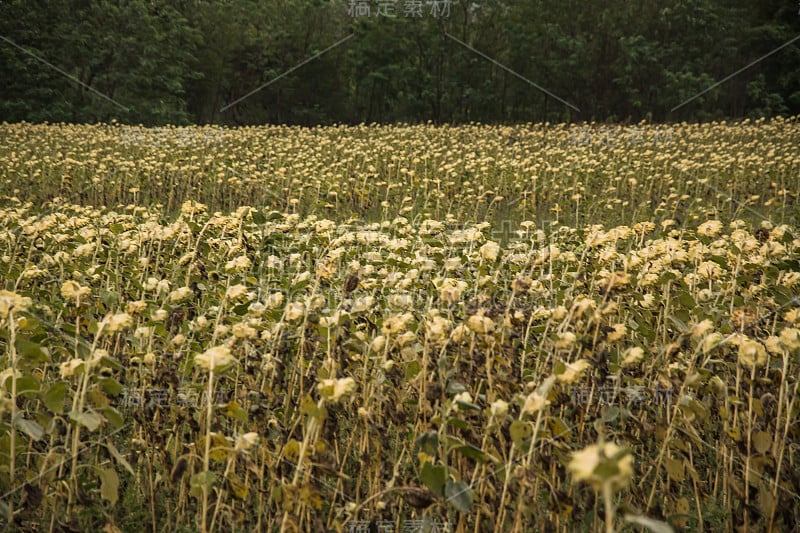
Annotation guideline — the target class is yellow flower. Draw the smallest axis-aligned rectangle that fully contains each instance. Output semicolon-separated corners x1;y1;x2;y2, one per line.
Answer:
490;399;509;418
235;432;259;452
557;359;591;384
0;290;30;319
697;261;722;279
225;255;252;273
315;261;336;280
285;302;305;322
388;293;414;310
568;441;633;490
370;335;386;352
382;313;413;336
522;391;550;414
248;302;266;317
738;338;767;369
225;284;249;301
60;358;84;378
180;200;207;217
103;312;133;334
697;220;723;237
690;319;714;339
480;240;500;262
170;333;186;346
266;292;284;309
467;313;495;335
551;305;568;320
317;377;356;402
702;331;724;354
425;315;451;345
195;345;235;371
765;336;783;354
450;324;471;343
620;347;645;367
169;286;194;303
61;280;91;301
555;332;577;350
351;296;375;313
126;300;147;314
607;324;627;342
568;445;601;482
783;308;800;325
522;375;556;415
232;322;257;339
779;327;800;351
438;278;467;304
603;271;631;291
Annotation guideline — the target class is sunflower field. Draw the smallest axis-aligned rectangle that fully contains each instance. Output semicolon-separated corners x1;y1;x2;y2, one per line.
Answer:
1;119;799;532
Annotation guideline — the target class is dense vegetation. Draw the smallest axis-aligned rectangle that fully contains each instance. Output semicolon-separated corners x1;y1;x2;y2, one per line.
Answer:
1;121;799;531
1;0;799;125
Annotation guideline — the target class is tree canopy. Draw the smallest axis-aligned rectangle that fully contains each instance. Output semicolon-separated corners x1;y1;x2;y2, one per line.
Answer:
1;0;798;125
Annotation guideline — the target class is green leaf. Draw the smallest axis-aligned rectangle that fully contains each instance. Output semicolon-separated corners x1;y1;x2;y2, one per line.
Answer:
416;431;439;456
510;420;532;448
99;467;119;507
603;406;620;422
40;382;67;413
455;444;489;463
15;338;50;363
455;400;481;411
447;418;469;430
98;354;123;371
420;462;446;498
190;471;217;499
222;401;248;423
300;395;327;424
665;457;685;482
14;417;45;441
547;417;573;441
99;377;124;396
445;480;473;513
404;360;421;379
594;460;621;480
105;441;135;476
252;211;266;224
446;381;467;394
100;289;119;307
69;409;104;432
227;472;249;500
14;374;41;397
102;407;124;429
677;292;695;309
752;431;772;455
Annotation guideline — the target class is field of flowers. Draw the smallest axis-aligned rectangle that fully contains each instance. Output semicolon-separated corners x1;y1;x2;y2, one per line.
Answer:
1;120;799;532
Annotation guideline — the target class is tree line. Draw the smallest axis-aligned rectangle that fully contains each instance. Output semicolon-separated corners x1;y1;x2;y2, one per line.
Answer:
1;0;798;126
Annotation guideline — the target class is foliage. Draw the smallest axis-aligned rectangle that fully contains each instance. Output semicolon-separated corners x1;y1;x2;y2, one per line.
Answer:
1;0;799;124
